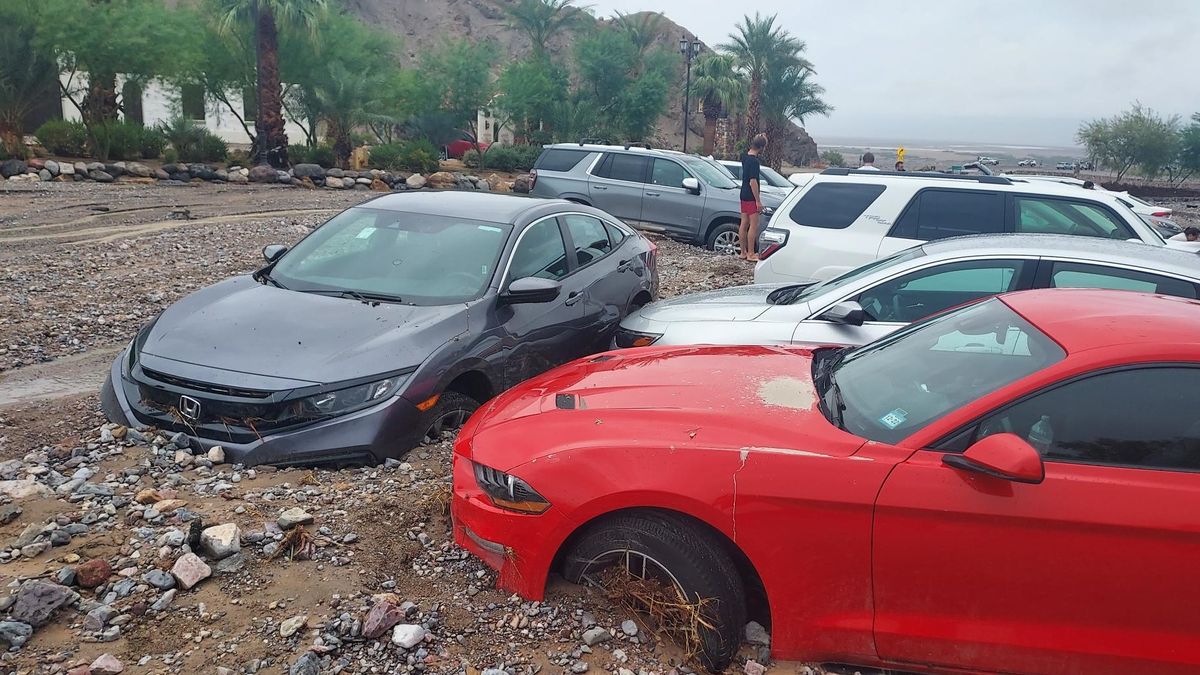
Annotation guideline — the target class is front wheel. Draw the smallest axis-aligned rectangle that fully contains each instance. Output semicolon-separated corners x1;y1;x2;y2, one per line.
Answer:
706;222;740;254
561;511;747;672
414;390;479;446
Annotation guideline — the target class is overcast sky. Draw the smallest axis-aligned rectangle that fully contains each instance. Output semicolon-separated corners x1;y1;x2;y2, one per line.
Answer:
588;0;1199;147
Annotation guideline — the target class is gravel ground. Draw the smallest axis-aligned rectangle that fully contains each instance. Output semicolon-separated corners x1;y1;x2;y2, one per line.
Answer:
0;181;778;675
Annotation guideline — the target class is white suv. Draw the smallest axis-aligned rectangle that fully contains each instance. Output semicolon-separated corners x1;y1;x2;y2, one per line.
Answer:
755;168;1169;284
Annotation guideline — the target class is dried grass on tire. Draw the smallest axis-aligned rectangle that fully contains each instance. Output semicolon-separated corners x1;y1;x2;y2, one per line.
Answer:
597;566;717;665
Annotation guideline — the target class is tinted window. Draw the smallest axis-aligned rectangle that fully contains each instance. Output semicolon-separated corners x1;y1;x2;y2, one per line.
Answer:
789;183;887;229
1048;262;1197;299
563;215;613;266
1014;197;1133;239
510;220;570;281
890;189;1004;240
976;367;1200;471
724;164;743;179
605;223;627;246
536;149;591;172
651;159;689;188
596;153;648;183
856;260;1027;323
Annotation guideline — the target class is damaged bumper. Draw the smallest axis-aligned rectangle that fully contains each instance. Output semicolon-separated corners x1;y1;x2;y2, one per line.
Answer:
100;351;420;466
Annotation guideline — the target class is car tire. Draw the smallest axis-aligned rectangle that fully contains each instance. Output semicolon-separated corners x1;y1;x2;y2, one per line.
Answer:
415;390;479;446
561;511;747;672
705;222;740;255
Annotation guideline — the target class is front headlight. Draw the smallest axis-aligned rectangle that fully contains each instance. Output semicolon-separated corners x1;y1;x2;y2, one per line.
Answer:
473;462;550;514
299;377;403;416
614;327;663;348
124;316;160;377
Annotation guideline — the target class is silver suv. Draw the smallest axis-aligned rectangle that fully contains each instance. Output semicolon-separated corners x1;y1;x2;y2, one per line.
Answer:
530;143;786;252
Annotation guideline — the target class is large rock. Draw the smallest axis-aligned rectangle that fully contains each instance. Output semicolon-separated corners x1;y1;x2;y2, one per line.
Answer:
10;581;74;627
512;174;533;193
405;174;426;189
44;159;60;176
0;621;33;649
199;523;241;560
324;176;344;189
125;162;153;178
289;652;321;675
391;623;426;648
0;479;52;500
76;558;113;588
248;164;278;183
426;171;457;189
370;178;390;192
362;599;405;639
171;552;212;590
88;169;114;183
277;507;313;530
90;654;124;675
293;163;324;179
0;159;27;178
58;162;75;176
279;614;307;638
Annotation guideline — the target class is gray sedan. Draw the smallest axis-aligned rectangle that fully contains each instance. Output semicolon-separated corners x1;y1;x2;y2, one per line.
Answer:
615;234;1200;349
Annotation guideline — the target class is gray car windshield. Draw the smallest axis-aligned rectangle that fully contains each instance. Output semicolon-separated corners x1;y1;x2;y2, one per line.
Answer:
681;156;738;189
822;298;1065;444
782;246;927;305
760;166;792;188
271;207;511;305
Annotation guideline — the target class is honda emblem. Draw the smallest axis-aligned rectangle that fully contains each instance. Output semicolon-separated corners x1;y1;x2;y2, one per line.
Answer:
179;395;201;421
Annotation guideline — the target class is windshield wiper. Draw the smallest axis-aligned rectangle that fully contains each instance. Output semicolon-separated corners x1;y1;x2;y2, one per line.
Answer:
255;269;287;290
294;288;403;305
826;377;848;431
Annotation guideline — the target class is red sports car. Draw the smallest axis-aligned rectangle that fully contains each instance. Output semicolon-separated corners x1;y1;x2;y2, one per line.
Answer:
452;288;1200;674
444;130;490;160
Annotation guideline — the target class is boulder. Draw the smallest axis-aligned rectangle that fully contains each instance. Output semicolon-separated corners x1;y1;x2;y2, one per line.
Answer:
289;652;321;675
362;599;405;639
298;176;316;189
73;162;88;175
227;171;248;184
248;164;277;183
154;168;170;180
512;174;533;193
59;162;76;176
0;159;27;178
279;614;307;638
10;581;75;627
38;169;52;181
405;174;426;189
199;523;241;560
76;558;113;588
391;623;426;648
90;654;124;675
44;159;59;175
171;552;212;590
207;446;226;464
27;158;45;170
324;176;344;189
125;162;153;178
104;163;126;178
426;171;457;189
88;170;114;183
293;163;324;179
0;479;52;500
582;626;611;645
0;621;33;649
326;167;344;178
370;178;390;192
277;507;313;529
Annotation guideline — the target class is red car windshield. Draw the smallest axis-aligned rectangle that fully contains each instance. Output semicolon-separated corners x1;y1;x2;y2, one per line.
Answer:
821;298;1065;444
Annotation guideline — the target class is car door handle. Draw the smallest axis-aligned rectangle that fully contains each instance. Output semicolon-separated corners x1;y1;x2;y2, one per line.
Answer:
593;185;608;191
565;291;583;306
617;258;633;272
645;191;661;197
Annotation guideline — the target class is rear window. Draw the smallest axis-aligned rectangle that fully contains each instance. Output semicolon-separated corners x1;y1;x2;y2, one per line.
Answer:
789;182;887;229
535;149;591;172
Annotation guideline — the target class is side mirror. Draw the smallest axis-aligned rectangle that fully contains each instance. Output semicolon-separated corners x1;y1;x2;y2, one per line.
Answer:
943;433;1045;484
262;244;288;262
502;276;562;304
821;301;866;327
681;177;701;195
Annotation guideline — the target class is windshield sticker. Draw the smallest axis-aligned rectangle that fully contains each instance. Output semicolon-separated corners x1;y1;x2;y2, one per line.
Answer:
879;408;908;429
478;225;503;233
355;226;377;239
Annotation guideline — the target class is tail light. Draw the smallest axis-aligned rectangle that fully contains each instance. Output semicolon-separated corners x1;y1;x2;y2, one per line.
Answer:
1151;210;1170;217
528;169;538;190
644;236;658;270
757;227;789;261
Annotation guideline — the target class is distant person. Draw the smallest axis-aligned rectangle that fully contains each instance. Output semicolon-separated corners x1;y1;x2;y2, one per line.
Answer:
859;152;880;171
894;161;906;172
738;134;768;261
1169;226;1200;243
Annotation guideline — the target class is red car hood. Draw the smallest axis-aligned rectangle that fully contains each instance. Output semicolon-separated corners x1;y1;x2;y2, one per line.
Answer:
460;345;866;472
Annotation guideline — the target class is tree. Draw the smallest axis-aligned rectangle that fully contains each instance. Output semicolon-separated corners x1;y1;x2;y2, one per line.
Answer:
762;58;830;169
497;59;569;143
613;11;664;54
719;13;804;142
216;0;327;168
573;28;677;143
500;0;588;62
1167;113;1200;186
688;53;745;156
421;40;498;168
177;1;259;144
38;0;193;159
0;0;59;158
820;150;845;167
1078;103;1180;182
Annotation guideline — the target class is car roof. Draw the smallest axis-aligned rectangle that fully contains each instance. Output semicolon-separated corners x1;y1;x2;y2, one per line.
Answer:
543;142;683;158
920;234;1199;275
356;191;573;224
1000;288;1200;354
813;169;1133;203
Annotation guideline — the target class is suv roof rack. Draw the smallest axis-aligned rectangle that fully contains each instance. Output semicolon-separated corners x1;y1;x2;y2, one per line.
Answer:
624;142;653;150
820;168;1013;185
577;137;610;146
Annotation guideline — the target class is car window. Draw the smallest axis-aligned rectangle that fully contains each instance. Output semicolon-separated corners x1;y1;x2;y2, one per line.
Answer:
1014;197;1133;239
827;298;1064;444
1048;262;1198;299
650;159;689;188
677;155;738;189
605;223;626;246
536;149;592;172
890;189;1005;240
509;219;570;281
563;215;613;267
975;367;1200;472
724;164;743;179
855;260;1026;323
595;153;648;183
789;183;887;230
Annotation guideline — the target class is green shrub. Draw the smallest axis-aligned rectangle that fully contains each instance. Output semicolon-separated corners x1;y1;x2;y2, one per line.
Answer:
137;126;166;159
35;120;88;157
370;139;439;174
157;117;227;163
820;150;845;167
163;147;178;164
289;143;335;168
464;144;542;172
288;144;310;164
92;121;161;160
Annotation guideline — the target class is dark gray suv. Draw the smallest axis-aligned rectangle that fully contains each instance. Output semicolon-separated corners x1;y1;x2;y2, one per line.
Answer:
530;143;785;253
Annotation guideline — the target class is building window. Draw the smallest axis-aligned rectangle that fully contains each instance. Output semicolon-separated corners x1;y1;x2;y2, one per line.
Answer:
181;84;205;121
242;88;257;122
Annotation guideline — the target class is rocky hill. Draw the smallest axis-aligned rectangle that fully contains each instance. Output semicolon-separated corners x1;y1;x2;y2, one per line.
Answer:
340;0;819;164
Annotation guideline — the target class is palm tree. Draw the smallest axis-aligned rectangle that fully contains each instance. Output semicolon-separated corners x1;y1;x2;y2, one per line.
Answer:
300;62;396;167
501;0;588;62
719;13;803;142
762;59;830;168
217;0;326;168
612;11;663;54
688;53;745;157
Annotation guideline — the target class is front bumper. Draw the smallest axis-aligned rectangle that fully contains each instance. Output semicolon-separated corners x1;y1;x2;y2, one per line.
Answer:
100;351;421;466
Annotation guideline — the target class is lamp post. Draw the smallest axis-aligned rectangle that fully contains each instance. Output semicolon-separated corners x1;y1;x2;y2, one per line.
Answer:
679;37;702;154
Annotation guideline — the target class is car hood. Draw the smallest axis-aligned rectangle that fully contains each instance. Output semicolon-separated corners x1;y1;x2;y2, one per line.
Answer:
463;344;865;472
139;276;468;386
629;284;796;324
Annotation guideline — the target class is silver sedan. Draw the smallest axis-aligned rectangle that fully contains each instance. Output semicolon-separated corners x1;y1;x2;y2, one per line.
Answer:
615;233;1200;349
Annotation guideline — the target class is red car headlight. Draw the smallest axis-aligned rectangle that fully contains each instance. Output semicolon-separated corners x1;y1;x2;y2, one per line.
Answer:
472;462;551;514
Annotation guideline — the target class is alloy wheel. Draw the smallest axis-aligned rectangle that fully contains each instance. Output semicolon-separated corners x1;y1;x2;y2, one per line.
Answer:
422;407;471;444
712;231;740;255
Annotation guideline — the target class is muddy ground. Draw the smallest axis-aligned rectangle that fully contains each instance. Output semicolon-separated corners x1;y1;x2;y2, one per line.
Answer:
0;181;768;675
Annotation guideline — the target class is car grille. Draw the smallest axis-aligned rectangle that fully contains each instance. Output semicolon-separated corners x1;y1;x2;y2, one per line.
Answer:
141;368;273;399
